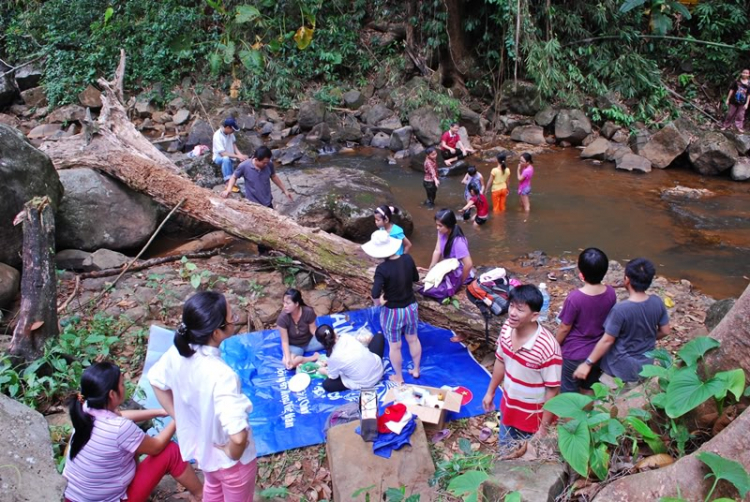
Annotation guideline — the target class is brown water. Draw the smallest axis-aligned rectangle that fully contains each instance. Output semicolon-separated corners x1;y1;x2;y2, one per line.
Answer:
319;147;750;299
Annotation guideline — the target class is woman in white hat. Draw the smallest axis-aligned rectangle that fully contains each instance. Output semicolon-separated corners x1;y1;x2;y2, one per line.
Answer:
362;229;421;384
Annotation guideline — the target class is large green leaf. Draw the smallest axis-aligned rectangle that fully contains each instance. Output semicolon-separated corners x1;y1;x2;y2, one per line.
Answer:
669;1;692;20
504;493;522;502
697;452;750;498
677;337;720;367
640;364;669;379
557;419;591;478
625;416;658;439
239;49;264;72
665;367;725;418
646;348;673;369
447;470;489;501
596;418;626;445
235;5;261;24
712;369;745;401
590;443;610;480
543;393;593;421
619;0;648;14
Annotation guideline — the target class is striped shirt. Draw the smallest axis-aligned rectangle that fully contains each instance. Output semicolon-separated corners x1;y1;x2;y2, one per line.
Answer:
424;156;438;182
63;407;145;502
496;321;562;433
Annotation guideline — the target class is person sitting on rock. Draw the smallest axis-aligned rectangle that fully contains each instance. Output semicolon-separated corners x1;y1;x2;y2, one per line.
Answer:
212;117;248;191
439;122;475;166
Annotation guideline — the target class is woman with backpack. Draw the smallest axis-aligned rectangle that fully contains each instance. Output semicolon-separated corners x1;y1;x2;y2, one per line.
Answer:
722;69;750;133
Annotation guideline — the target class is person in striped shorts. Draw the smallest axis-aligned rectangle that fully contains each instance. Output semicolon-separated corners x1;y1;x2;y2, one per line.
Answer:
482;284;562;450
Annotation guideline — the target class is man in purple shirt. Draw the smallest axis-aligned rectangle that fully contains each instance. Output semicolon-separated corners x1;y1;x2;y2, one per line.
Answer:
555;248;616;394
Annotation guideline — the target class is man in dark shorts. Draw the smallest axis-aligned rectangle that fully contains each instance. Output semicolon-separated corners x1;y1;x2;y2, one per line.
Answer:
439;122;475;166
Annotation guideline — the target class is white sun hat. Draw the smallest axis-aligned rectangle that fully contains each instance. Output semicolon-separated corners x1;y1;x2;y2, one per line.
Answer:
361;229;402;259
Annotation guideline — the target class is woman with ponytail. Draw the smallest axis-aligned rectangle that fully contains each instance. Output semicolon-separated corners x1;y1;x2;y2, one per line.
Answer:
314;324;385;392
63;362;202;502
373;205;412;255
148;291;257;502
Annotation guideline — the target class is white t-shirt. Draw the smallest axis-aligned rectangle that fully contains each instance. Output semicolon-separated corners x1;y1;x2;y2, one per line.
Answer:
327;334;383;389
212;129;236;159
148;345;256;472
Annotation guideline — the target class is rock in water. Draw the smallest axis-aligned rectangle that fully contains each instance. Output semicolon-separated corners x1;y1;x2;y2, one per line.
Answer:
688;132;738;176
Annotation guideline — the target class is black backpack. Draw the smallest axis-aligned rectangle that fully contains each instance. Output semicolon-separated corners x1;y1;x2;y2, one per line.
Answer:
466;274;510;345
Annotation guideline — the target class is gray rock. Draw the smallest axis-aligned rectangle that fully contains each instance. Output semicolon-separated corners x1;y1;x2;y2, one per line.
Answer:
298;100;327;131
688;132;738;176
0;394;67;501
236;133;264;155
601;121;620;139
333;114;363;142
57;168;159;251
81;248;131;272
370;132;391;149
277;144;306;166
408;107;442;146
173;109;190;126
78;84;102;109
0;112;21;129
497;115;532;134
0;262;20;308
510;125;546;146
581;137;611;160
361;129;374;146
343;90;365;110
535;108;557;127
167;96;186;112
365;104;394;126
237;114;256;131
264;108;281;122
20;87;47;108
56;249;93;271
459;105;482;136
731;157;750;181
306;123;331;143
722;132;750;156
389;126;413;152
581;133;598;147
273;167;413;243
184;120;214;151
629;129;651;155
284;109;298;127
616;153;652;173
27;123;62;139
0;60;19;107
498;80;542;115
394;149;410;160
259;121;274;136
0;124;64;268
14;64;43;91
611;128;630;143
175;155;222;188
484;459;566;502
134;99;154;118
376;116;403;134
554;109;592;145
46;104;86;124
705;298;736;331
639;122;689;168
604;142;632;162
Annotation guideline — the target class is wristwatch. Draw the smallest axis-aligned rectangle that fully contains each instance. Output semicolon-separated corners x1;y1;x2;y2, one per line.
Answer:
585;358;594;366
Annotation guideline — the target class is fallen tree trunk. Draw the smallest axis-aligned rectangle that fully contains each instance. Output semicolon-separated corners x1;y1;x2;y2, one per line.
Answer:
10;196;58;360
39;51;489;343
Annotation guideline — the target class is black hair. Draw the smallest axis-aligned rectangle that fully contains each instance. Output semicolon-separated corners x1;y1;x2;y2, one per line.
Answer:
467;166;477;175
174;291;228;357
468;184;480;196
625;258;656;292
450;122;459;127
509;284;543;313
425;147;436;154
67;362;121;460
314;324;337;357
284;288;307;308
254;146;272;160
521;152;533;163
374;205;401;223
435;209;465;259
496;152;507;168
578;247;609;285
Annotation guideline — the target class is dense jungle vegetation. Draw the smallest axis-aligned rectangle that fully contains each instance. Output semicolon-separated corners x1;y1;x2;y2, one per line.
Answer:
1;0;749;124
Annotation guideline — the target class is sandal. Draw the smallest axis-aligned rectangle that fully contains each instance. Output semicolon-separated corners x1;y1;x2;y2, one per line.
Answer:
431;429;452;443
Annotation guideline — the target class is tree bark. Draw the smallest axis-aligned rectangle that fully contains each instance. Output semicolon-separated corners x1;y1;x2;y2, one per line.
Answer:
10;196;58;361
440;0;474;90
39;51;491;344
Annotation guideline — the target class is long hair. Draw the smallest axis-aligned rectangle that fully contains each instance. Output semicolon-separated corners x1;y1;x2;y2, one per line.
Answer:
497;152;508;171
435;209;465;259
174;291;228;357
67;362;121;461
374;205;401;226
284;288;307;308
314;324;337;357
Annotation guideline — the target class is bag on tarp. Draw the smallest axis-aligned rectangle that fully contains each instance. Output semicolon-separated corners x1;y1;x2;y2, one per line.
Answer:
466;270;511;345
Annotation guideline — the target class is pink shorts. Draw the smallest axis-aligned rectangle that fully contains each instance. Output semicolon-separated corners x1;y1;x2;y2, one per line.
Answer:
203;458;258;502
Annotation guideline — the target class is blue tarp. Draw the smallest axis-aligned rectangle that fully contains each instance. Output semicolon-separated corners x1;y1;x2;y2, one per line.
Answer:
138;307;499;457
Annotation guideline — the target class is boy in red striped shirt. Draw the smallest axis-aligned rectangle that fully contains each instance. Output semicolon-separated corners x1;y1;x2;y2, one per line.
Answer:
482;285;562;448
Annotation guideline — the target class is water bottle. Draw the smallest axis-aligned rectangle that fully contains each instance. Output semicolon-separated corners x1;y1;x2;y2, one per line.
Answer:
538;282;550;322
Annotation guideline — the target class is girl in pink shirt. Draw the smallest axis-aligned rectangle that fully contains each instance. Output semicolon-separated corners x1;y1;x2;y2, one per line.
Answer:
517;152;534;212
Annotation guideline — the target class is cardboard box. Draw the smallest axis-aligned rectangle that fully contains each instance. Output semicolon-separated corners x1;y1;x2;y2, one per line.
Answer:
383;384;463;430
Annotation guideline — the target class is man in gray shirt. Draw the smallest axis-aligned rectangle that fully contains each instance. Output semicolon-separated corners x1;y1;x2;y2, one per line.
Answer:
221;146;293;207
573;258;670;384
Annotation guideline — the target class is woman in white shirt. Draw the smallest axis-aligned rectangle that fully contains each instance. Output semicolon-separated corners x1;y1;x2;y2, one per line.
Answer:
148;291;256;502
315;324;385;392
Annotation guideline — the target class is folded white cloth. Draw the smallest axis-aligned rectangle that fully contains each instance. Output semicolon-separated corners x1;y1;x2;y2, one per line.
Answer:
479;267;506;283
423;258;460;291
386;411;414;435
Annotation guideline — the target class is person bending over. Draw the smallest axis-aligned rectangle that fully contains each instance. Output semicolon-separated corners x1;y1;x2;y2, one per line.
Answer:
315;324;385;392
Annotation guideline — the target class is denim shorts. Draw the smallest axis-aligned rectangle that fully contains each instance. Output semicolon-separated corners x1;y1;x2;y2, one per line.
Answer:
561;357;602;393
518;186;531;196
289;336;325;356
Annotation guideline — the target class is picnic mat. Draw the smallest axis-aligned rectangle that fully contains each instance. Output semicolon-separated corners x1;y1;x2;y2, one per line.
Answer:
138;307;499;456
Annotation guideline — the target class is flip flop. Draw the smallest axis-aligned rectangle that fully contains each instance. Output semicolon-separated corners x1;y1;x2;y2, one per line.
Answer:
431;429;452;443
478;427;493;441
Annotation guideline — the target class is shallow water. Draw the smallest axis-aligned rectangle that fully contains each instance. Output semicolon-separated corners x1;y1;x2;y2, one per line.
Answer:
318;147;750;299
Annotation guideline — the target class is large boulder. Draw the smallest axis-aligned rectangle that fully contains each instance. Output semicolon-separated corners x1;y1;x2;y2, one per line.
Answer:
498;80;542;116
56;168;159;251
0;60;19;107
333;114;363;142
731;157;750;181
408;107;443;146
370;132;391;149
273;167;413;243
46;104;86;124
343;90;365;110
0;394;67;501
0;262;20;309
616;153;652;173
14;64;43;91
535;108;557;128
554;109;592;145
365;104;394;126
688;132;738;176
604;143;632;162
639;122;689;168
510;125;546;146
376;116;403;134
20;87;47;108
389;126;413;152
459;105;482;136
298;100;327;130
0;124;64;268
78;84;102;109
581;137;611;160
184;119;214;152
601;121;620;139
722;131;750;156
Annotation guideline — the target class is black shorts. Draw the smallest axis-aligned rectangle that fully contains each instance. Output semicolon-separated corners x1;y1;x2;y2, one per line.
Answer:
441;148;465;161
475;216;488;225
561;357;602;393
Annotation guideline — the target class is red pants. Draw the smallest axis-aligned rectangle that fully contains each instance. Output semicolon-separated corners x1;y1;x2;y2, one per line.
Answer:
491;188;509;212
65;442;188;502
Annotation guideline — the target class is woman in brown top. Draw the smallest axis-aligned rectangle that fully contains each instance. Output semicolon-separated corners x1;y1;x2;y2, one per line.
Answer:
276;288;322;369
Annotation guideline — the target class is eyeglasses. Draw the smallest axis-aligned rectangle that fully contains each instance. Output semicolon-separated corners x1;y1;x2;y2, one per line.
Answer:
219;313;241;330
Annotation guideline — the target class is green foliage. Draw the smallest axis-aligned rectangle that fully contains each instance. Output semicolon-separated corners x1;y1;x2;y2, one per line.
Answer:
272;256;303;288
179;256;226;290
441;296;461;310
620;0;691;36
698;452;750;501
446;470;489;502
431;438;493;489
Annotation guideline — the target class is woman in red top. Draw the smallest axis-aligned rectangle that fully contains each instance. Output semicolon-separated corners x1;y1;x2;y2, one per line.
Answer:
459;185;489;226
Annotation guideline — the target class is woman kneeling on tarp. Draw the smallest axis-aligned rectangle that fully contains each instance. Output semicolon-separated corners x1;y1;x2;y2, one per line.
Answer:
315;324;385;392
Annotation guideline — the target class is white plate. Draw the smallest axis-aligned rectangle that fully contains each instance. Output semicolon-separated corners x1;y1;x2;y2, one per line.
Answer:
288;372;311;393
